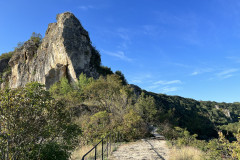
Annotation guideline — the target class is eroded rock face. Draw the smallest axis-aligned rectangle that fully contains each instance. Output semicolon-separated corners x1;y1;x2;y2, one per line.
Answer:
9;12;100;89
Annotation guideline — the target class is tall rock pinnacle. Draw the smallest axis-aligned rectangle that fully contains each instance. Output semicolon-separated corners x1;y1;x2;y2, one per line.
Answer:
8;12;101;89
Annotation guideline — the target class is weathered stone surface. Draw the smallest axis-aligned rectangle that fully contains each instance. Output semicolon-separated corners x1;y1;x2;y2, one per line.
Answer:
8;12;100;89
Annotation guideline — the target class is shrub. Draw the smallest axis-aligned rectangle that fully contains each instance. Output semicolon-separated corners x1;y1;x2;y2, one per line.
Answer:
0;82;81;160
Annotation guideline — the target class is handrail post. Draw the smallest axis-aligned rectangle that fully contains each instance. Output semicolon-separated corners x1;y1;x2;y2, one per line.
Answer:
110;134;111;153
95;146;97;160
82;133;120;160
114;132;116;149
117;132;119;144
102;139;104;160
107;135;109;157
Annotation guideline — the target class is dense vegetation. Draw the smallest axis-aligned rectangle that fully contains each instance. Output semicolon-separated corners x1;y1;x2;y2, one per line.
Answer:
0;83;80;159
49;73;158;143
146;92;240;140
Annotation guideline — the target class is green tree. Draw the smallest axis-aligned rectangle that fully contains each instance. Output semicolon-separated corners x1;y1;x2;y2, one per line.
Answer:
81;111;111;142
49;77;73;97
0;82;81;160
135;92;157;124
119;109;148;140
77;73;94;92
84;74;134;116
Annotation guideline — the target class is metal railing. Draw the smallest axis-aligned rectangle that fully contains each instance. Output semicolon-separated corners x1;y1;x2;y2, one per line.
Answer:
81;132;122;160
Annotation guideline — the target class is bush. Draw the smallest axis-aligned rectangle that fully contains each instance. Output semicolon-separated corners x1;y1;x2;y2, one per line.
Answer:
0;82;81;160
119;109;148;141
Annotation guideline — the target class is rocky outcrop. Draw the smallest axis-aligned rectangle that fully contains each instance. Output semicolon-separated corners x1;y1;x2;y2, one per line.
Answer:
215;105;232;120
8;12;101;89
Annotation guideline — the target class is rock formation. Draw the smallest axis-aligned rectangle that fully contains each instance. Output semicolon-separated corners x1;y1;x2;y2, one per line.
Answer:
8;12;101;89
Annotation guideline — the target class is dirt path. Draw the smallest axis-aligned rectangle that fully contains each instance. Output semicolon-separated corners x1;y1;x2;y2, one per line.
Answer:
109;139;169;160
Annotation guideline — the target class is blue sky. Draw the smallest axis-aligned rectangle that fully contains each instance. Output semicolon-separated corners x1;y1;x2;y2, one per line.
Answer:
1;0;240;102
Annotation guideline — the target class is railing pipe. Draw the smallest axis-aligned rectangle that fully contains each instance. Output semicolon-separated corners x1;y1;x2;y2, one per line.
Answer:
82;132;121;160
95;146;97;160
107;135;109;157
102;139;104;160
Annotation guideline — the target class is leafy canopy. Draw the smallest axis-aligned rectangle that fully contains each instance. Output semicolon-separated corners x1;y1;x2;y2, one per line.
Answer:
0;82;81;160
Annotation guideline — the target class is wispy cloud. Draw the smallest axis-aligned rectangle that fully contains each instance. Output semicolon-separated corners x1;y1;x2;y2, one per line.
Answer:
161;86;179;93
226;56;240;63
191;71;199;75
170;62;191;68
129;73;152;84
130;79;142;84
145;79;182;93
78;5;95;10
191;68;215;76
116;28;132;49
154;80;182;85
141;25;164;37
216;68;239;79
102;50;132;61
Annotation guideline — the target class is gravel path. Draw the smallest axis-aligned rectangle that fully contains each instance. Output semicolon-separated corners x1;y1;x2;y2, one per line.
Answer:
109;139;169;160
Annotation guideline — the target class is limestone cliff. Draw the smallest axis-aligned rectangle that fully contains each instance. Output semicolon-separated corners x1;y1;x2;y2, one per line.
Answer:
8;12;100;89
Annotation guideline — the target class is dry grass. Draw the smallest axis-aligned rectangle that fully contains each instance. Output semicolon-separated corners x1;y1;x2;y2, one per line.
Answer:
169;146;206;160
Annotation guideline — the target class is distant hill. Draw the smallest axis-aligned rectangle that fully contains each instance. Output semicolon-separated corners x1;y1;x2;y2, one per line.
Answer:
144;91;240;139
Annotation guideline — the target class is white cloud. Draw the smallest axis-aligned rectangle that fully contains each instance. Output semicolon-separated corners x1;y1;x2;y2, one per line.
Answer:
130;79;142;84
217;68;238;76
191;71;199;75
161;86;179;93
222;74;233;79
78;5;95;10
226;56;240;63
191;68;215;76
142;25;163;36
147;85;160;90
102;50;132;61
216;68;238;79
154;80;182;85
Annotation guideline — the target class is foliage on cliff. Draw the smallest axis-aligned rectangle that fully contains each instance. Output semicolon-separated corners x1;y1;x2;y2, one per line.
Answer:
0;52;14;61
